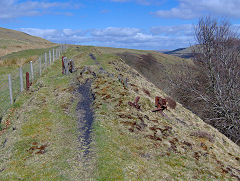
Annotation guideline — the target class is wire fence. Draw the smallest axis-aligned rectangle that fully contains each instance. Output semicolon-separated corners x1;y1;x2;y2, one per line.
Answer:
0;44;67;118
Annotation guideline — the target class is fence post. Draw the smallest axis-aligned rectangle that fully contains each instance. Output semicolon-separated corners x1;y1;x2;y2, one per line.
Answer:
62;56;64;74
30;61;34;81
45;52;47;67
65;60;69;75
26;72;30;91
49;50;51;64
8;74;13;105
53;48;55;62
19;67;23;92
39;57;42;76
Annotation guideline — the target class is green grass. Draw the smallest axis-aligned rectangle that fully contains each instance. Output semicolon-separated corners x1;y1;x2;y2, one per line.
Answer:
0;51;86;180
0;46;59;67
0;39;28;47
0;46;61;118
0;45;239;180
0;66;15;76
1;47;54;61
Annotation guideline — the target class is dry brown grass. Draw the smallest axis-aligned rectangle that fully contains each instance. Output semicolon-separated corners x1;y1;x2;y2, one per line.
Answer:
74;46;240;180
0;56;37;67
0;27;55;57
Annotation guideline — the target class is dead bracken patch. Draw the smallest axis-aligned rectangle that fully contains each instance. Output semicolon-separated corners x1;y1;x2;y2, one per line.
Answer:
150;119;158;123
145;135;162;141
128;96;141;110
120;119;147;133
118;114;134;119
181;141;193;149
200;142;208;151
190;131;215;143
27;142;48;155
102;94;111;100
193;151;201;160
142;88;151;97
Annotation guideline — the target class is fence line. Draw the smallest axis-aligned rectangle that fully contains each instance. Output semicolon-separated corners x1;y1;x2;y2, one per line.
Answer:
0;44;68;118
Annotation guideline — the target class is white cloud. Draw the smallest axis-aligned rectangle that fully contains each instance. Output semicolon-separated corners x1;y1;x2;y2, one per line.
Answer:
151;24;193;36
19;28;58;37
91;27;140;37
18;25;196;50
153;0;240;19
0;0;78;20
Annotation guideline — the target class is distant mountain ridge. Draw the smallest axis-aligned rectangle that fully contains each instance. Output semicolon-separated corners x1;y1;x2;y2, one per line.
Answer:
160;47;194;58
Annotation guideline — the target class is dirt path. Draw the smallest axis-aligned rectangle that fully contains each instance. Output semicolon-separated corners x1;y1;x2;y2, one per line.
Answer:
77;80;94;156
75;79;96;179
72;52;113;179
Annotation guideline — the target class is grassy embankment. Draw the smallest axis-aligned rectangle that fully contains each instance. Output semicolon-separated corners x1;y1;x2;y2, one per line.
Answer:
0;46;61;119
0;45;239;180
70;46;240;180
0;47;90;180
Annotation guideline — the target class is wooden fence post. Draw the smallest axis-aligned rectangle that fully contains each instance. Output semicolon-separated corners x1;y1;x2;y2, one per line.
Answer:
69;59;75;72
30;61;34;81
8;74;13;105
19;67;23;92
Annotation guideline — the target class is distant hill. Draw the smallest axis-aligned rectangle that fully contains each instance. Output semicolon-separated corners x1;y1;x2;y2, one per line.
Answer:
161;47;194;58
0;27;55;57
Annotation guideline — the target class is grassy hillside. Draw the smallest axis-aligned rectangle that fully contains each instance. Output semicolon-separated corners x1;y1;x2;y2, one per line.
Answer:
0;27;55;58
0;45;239;180
117;50;193;100
162;46;194;58
0;28;59;118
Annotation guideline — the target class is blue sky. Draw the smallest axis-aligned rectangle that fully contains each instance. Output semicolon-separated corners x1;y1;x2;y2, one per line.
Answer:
1;0;240;50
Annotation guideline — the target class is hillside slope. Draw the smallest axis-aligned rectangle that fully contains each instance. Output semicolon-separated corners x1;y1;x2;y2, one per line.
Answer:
162;47;193;58
0;27;55;57
0;45;239;180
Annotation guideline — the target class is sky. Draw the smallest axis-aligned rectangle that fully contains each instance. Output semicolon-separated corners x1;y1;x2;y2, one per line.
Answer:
1;0;240;50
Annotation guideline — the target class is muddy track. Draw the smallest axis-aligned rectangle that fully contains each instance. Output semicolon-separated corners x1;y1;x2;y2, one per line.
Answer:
76;79;94;156
74;79;96;180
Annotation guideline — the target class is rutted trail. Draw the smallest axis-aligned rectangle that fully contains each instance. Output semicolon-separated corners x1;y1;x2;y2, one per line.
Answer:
76;80;94;156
